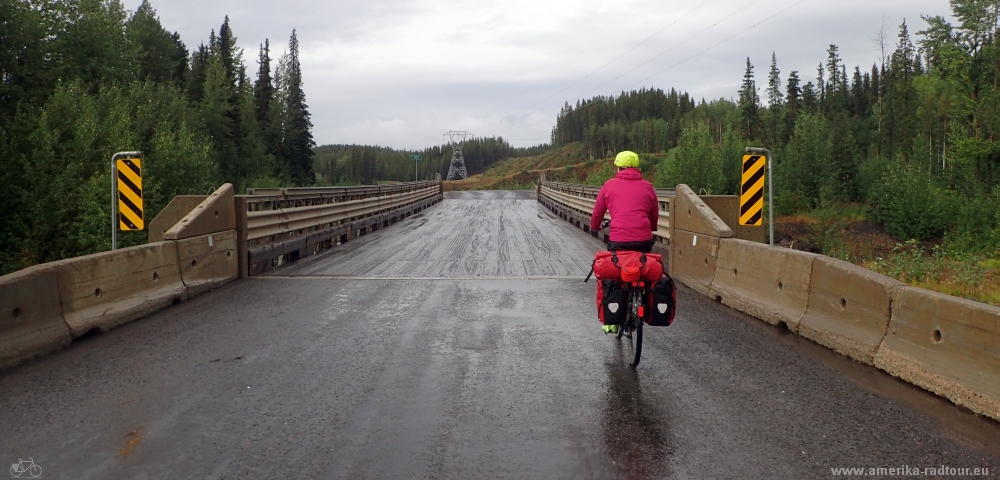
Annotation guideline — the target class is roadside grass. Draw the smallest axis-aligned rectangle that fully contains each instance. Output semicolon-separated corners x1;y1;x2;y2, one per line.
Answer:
777;205;1000;306
864;241;1000;306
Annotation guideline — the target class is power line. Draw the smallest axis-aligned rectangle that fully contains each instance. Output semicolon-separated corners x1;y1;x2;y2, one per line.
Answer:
624;0;811;90
568;0;766;103
477;0;715;132
484;0;766;137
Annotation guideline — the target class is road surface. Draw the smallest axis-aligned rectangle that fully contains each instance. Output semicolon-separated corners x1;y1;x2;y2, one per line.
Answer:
1;190;997;479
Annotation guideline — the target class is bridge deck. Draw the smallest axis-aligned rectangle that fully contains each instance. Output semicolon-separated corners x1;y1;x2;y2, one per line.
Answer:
0;191;997;478
271;190;599;278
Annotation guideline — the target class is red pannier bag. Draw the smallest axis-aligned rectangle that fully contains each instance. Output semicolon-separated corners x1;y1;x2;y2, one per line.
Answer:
644;276;677;326
592;250;663;282
595;279;626;325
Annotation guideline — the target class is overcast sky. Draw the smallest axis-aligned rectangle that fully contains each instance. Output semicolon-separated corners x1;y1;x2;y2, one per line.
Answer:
128;0;954;149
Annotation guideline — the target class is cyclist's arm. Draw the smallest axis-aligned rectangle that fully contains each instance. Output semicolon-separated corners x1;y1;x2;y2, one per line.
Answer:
590;188;608;232
647;185;659;231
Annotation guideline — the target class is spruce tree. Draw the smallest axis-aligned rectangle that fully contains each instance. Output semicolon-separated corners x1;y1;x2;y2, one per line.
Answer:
254;40;278;156
825;45;842;100
851;66;866;116
217;17;238;88
883;20;919;160
785;71;801;141
766;53;782;146
737;57;760;139
766;53;783;108
188;44;209;101
283;30;315;185
126;1;187;87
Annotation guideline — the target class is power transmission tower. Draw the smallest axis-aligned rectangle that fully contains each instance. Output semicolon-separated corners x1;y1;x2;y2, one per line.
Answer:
444;131;473;180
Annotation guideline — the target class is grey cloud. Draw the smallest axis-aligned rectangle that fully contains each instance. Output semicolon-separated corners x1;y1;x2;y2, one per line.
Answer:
134;0;953;148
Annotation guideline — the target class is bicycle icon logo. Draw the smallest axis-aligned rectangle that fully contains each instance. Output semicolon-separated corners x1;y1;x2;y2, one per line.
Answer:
9;458;41;478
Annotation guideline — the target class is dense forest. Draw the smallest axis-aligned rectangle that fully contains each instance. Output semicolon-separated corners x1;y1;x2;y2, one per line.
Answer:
552;1;1000;253
0;0;314;274
314;138;549;184
552;88;697;156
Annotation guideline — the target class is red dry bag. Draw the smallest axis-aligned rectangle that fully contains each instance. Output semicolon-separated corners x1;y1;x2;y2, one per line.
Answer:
592;250;663;281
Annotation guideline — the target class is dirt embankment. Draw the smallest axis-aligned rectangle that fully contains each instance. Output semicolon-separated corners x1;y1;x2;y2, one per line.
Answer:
774;216;900;263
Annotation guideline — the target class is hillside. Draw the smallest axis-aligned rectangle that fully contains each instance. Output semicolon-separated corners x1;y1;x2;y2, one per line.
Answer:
444;142;667;191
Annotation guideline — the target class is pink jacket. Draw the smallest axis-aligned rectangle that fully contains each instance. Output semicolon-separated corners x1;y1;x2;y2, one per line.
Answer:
590;169;659;242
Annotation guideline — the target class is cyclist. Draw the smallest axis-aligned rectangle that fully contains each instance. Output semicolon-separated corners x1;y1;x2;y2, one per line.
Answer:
590;150;660;334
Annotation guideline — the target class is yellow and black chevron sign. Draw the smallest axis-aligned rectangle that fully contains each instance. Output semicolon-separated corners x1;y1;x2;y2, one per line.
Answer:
117;158;144;230
740;154;766;226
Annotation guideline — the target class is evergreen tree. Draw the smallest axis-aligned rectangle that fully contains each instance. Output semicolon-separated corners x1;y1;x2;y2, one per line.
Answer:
126;1;187;87
766;53;783;107
850;66;866;116
187;44;209;102
216;17;238;87
785;70;802;138
737;57;760;139
883;20;920;160
802;81;818;111
825;45;842;108
201;54;237;181
282;30;315;185
765;53;783;147
254;40;277;155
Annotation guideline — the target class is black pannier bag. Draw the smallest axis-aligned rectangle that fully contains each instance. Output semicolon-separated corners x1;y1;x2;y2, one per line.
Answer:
599;279;626;325
646;276;676;326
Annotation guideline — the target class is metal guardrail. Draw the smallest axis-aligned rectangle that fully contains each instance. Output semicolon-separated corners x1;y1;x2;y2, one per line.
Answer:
539;181;673;242
544;181;675;199
245;181;438;211
237;181;443;275
245;187;438;242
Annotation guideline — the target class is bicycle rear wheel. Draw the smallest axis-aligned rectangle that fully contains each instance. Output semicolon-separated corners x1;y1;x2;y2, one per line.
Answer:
628;289;643;367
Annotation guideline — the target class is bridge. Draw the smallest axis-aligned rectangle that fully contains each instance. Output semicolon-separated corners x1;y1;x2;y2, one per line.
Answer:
1;180;998;478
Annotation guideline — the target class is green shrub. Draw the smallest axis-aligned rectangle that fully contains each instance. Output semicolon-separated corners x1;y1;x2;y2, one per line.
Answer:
946;188;1000;253
866;161;952;241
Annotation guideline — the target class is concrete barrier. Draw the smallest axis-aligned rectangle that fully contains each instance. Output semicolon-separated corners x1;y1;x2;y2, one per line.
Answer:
700;196;766;244
797;257;903;365
148;195;208;242
713;239;816;331
0;266;72;369
874;287;1000;421
164;184;235;240
668;185;731;295
55;242;186;337
671;185;733;237
670;229;720;296
176;230;239;297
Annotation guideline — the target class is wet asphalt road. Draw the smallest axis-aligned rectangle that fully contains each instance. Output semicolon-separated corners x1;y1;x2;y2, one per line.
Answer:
1;190;998;479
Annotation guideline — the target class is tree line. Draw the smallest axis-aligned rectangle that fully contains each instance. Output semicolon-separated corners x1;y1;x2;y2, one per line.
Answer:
0;0;315;274
314;138;549;185
552;88;697;156
552;0;1000;252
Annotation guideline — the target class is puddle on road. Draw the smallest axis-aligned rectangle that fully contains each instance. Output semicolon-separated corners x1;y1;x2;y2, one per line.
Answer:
707;292;1000;456
600;358;673;477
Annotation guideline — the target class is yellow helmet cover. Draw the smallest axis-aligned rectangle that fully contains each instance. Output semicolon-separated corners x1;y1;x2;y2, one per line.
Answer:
614;151;640;168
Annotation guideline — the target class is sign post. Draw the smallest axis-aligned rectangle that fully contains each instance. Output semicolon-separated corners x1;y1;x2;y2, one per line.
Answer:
744;147;773;245
111;151;142;250
411;155;423;181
